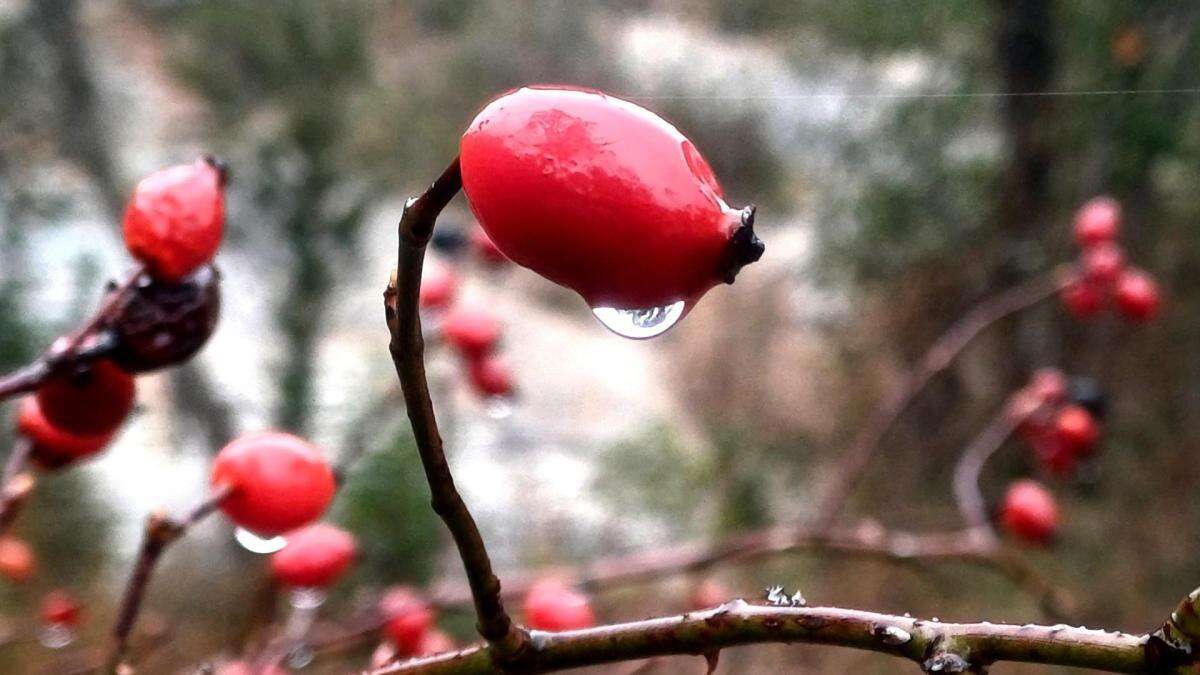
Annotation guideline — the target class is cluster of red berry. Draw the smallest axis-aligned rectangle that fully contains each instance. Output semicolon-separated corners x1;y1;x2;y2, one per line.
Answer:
1061;197;1162;322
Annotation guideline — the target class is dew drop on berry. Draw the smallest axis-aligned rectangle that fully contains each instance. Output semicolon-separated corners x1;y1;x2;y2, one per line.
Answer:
38;623;76;649
234;527;288;554
591;300;686;339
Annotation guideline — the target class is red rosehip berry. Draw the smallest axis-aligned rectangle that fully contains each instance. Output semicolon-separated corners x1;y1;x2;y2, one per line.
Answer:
440;307;501;358
17;397;114;468
1053;405;1100;457
41;589;81;626
379;586;435;656
460;86;763;317
1113;268;1161;323
1081;242;1125;287
0;537;35;583
522;579;596;631
466;355;514;399
419;265;460;311
469;227;509;265
1028;368;1068;406
688;579;729;610
1000;480;1059;544
210;432;336;536
1072;196;1121;248
123;157;226;283
269;523;357;588
1060;276;1105;320
415;629;455;657
35;360;135;437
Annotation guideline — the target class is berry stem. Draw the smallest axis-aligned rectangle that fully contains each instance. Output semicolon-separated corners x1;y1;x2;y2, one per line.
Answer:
0;437;35;538
718;205;765;284
952;407;1025;539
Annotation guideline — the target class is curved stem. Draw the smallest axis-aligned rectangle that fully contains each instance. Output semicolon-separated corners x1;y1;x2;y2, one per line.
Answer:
952;409;1019;537
0;437;34;537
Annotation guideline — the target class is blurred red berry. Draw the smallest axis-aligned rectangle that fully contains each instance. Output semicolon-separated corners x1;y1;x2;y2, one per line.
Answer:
1060;276;1105;320
123;157;226;282
17;397;114;468
1081;242;1125;287
1054;405;1100;457
35;360;135;436
0;537;35;583
469;227;508;265
688;579;729;610
1113;268;1161;323
1072;197;1121;248
523;579;596;631
419;265;460;311
1000;480;1059;544
270;523;357;588
41;589;81;626
1028;368;1068;406
467;355;514;399
415;629;455;657
380;586;435;656
440;308;501;358
211;432;336;536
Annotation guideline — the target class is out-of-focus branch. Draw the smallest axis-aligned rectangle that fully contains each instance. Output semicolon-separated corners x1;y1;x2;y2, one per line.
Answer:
810;268;1070;528
951;408;1021;538
385;158;527;661
0;437;34;537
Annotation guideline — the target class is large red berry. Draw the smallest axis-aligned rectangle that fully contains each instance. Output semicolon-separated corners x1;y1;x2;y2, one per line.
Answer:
17;397;114;467
466;355;514;399
1081;242;1125;286
123;157;226;282
379;586;434;656
469;227;509;265
1072;197;1121;248
0;537;35;583
440;307;501;358
522;579;596;631
460;86;762;313
35;360;134;436
1053;405;1100;457
269;524;357;588
41;589;81;626
211;432;336;536
1000;480;1059;544
1060;276;1105;320
419;265;460;311
1113;268;1161;323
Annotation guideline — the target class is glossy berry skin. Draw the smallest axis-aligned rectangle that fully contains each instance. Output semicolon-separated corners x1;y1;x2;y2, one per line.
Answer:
0;537;35;583
1073;197;1121;248
419;265;459;311
467;355;514;398
1060;276;1105;320
41;589;81;626
109;265;221;373
1054;405;1100;457
123;157;226;282
35;360;135;436
460;86;761;311
440;308;501;358
379;586;434;656
269;524;357;588
1114;268;1161;323
522;579;596;631
17;397;113;467
1081;242;1125;287
469;227;509;265
1000;480;1059;544
210;432;336;536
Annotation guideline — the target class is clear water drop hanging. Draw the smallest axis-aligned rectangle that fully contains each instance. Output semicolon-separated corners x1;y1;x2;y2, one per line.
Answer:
591;300;686;339
38;623;75;649
234;527;287;554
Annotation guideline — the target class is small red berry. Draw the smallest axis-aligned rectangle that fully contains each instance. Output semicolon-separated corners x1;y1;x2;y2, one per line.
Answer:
1000;480;1059;544
1113;268;1161;323
1053;405;1100;457
469;227;509;265
17;397;114;467
269;523;357;588
0;537;35;583
210;432;336;536
1081;242;1125;287
379;586;434;656
688;579;729;610
415;629;456;657
35;360;135;436
522;579;596;631
440;307;501;358
1028;368;1068;406
419;265;460;311
41;589;81;626
466;355;514;399
460;86;762;314
1072;197;1121;248
123;157;226;282
1060;276;1105;320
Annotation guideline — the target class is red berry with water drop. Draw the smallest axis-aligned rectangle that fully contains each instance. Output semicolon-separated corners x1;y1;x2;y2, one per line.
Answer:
1073;197;1120;248
123;157;226;282
270;523;357;588
35;360;135;436
522;579;596;631
1000;480;1059;544
440;307;501;358
379;586;435;656
210;432;336;536
460;86;763;316
1113;268;1161;323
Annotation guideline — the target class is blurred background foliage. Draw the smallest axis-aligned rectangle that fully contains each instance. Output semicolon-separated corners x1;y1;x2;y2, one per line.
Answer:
0;0;1197;672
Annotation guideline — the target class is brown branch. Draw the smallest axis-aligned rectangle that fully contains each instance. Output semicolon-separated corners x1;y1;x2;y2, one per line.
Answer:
951;409;1020;537
385;159;527;661
0;437;35;537
810;268;1070;529
104;485;232;674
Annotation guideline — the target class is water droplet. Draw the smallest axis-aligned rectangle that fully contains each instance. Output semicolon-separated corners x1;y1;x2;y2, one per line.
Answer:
592;300;685;339
234;527;287;554
485;396;514;419
286;644;315;669
38;623;76;649
289;587;327;610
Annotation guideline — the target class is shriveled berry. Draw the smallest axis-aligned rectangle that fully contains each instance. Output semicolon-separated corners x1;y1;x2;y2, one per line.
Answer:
469;227;509;265
1060;276;1105;320
17;397;114;468
41;589;81;626
440;308;501;358
1081;242;1125;287
211;432;336;536
466;355;514;398
35;360;135;436
1113;268;1161;323
123;157;226;282
1072;197;1121;248
1000;480;1059;544
270;523;357;588
522;579;596;631
379;586;434;656
1054;405;1100;457
419;265;459;311
0;537;35;583
107;265;221;373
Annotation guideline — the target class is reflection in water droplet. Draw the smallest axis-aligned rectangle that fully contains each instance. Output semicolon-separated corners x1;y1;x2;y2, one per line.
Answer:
286;644;315;669
592;300;686;339
234;527;287;554
485;396;514;420
38;623;76;649
289;587;327;610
